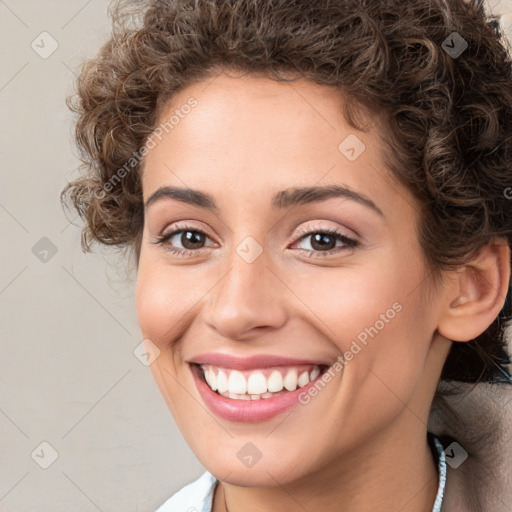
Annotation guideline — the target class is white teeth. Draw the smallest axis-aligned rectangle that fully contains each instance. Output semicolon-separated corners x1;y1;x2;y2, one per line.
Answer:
208;368;217;391
310;367;320;381
204;369;212;388
227;370;247;394
267;370;284;392
298;370;310;388
229;392;250;400
283;369;298;391
201;364;323;399
247;372;267;394
217;370;229;393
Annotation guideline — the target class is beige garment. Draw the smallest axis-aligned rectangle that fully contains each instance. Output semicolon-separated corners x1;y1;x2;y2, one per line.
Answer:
428;378;512;512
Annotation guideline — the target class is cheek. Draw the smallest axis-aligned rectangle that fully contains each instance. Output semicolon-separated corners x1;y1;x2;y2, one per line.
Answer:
135;261;201;347
136;275;173;341
285;261;406;350
290;254;431;405
339;287;433;422
135;269;208;431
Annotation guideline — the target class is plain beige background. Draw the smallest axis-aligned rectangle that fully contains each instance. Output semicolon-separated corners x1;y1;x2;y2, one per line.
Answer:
0;1;511;511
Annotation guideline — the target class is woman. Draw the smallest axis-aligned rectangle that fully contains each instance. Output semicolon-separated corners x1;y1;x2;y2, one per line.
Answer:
61;0;512;510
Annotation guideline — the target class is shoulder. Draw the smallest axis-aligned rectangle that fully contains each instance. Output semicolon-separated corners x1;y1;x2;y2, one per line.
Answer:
154;471;218;512
429;380;512;511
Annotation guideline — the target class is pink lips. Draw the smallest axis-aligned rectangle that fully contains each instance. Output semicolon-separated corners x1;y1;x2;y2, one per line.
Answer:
189;353;328;423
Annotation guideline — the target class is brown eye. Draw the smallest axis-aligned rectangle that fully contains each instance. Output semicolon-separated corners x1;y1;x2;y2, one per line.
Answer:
176;230;206;250
292;226;359;258
154;224;216;256
308;232;338;251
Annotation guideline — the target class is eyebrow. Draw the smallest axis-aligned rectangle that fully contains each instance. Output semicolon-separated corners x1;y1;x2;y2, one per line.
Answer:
144;184;384;217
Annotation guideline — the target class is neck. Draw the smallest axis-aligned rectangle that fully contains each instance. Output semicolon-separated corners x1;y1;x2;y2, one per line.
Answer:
215;421;440;512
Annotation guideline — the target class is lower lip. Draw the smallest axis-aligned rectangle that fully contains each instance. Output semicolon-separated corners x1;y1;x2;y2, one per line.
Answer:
191;364;323;423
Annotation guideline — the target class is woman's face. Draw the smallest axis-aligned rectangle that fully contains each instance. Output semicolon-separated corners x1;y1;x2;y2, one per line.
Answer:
135;70;452;486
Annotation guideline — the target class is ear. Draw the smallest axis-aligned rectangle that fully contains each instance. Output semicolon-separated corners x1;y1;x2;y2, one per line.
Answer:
437;239;511;342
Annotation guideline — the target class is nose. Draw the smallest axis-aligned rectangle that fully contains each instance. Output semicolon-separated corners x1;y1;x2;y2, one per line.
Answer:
203;245;288;341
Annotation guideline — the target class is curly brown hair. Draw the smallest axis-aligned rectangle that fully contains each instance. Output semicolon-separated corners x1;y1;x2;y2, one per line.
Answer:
61;0;512;385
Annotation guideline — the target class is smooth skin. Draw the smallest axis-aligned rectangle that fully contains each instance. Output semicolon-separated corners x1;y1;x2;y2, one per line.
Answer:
135;68;510;512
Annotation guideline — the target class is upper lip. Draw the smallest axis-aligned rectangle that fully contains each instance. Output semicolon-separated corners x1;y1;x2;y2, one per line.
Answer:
188;353;330;371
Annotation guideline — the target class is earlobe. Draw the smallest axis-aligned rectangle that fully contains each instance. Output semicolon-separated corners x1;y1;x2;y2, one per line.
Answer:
437;240;510;342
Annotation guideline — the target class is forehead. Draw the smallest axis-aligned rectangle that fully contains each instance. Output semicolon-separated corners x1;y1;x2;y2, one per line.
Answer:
141;71;403;214
150;72;351;158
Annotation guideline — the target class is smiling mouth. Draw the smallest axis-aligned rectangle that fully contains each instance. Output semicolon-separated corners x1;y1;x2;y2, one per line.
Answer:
192;363;329;401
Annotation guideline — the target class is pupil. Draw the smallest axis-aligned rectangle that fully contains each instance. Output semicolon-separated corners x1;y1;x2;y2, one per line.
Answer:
311;233;335;251
183;231;204;249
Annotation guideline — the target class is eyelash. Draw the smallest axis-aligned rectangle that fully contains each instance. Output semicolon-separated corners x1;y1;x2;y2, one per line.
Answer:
153;223;359;259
